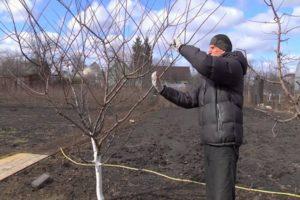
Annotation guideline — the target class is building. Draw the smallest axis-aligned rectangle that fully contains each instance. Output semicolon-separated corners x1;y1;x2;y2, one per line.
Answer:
295;61;300;93
143;65;191;90
0;60;50;90
154;66;191;83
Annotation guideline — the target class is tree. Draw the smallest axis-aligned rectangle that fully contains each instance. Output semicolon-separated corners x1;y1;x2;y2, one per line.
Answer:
141;37;153;88
131;36;143;71
130;36;144;86
247;0;300;134
143;36;152;72
0;0;223;199
130;36;153;87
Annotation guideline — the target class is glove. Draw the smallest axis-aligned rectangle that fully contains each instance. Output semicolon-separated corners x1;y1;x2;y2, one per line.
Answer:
151;71;163;93
171;38;182;51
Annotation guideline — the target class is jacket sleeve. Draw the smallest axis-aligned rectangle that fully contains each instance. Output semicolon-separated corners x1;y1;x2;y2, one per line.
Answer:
179;45;243;87
159;85;199;109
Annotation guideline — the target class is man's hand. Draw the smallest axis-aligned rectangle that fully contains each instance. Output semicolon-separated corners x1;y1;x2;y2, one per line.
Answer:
151;71;163;93
171;38;182;51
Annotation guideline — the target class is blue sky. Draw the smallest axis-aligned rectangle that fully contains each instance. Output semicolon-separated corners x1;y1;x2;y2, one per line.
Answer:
0;0;299;72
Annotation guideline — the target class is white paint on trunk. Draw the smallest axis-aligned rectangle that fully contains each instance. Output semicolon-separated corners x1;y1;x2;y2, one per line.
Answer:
91;137;104;200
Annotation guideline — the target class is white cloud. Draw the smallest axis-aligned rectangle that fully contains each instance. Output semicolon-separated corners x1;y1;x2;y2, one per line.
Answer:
67;1;108;32
0;37;19;53
292;6;300;15
0;31;62;57
125;0;245;62
228;10;276;53
230;33;275;52
1;0;299;68
272;0;300;7
236;10;277;34
63;0;245;60
229;6;300;56
289;7;300;34
139;0;243;40
0;0;32;22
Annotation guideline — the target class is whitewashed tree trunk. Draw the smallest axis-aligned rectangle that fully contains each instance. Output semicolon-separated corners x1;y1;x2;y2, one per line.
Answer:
91;137;104;200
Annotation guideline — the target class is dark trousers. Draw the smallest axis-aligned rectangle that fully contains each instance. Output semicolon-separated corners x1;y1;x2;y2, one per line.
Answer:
204;145;239;200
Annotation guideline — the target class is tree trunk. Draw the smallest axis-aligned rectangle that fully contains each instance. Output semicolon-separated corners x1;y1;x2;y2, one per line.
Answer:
91;137;104;200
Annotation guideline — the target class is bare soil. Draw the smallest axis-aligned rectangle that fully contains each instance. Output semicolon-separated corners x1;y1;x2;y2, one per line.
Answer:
0;105;299;200
0;105;82;157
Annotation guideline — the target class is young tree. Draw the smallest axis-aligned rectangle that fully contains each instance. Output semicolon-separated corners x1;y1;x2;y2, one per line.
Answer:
0;0;224;199
248;0;300;134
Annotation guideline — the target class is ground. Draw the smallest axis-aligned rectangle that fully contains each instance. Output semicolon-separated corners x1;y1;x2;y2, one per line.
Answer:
0;104;299;200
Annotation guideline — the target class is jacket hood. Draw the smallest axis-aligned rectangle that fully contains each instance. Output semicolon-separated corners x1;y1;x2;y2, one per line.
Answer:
223;51;248;75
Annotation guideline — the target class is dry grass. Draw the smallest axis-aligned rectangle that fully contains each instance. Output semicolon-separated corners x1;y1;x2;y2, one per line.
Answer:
0;84;173;111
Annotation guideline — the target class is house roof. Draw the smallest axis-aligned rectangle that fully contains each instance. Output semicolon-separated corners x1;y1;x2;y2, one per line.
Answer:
152;65;191;83
284;73;295;78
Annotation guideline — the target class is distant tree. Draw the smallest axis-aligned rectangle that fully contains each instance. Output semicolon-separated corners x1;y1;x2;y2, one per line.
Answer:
131;36;143;72
143;37;152;72
129;36;143;86
141;37;152;88
130;36;152;87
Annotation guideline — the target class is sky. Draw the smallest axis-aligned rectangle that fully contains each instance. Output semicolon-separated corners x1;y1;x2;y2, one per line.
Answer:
0;0;299;73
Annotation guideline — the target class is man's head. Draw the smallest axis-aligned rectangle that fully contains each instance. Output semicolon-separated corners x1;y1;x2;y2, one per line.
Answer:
208;34;232;56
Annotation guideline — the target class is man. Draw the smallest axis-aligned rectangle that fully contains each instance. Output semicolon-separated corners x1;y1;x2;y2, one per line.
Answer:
151;34;248;200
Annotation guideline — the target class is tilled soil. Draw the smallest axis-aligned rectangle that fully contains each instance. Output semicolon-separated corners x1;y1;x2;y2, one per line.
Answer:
0;105;82;157
0;106;299;200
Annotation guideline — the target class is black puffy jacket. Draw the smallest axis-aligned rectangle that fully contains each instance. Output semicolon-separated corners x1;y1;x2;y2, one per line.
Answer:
160;45;248;146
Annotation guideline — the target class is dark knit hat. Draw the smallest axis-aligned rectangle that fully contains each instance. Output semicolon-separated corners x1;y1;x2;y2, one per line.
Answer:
210;34;232;52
